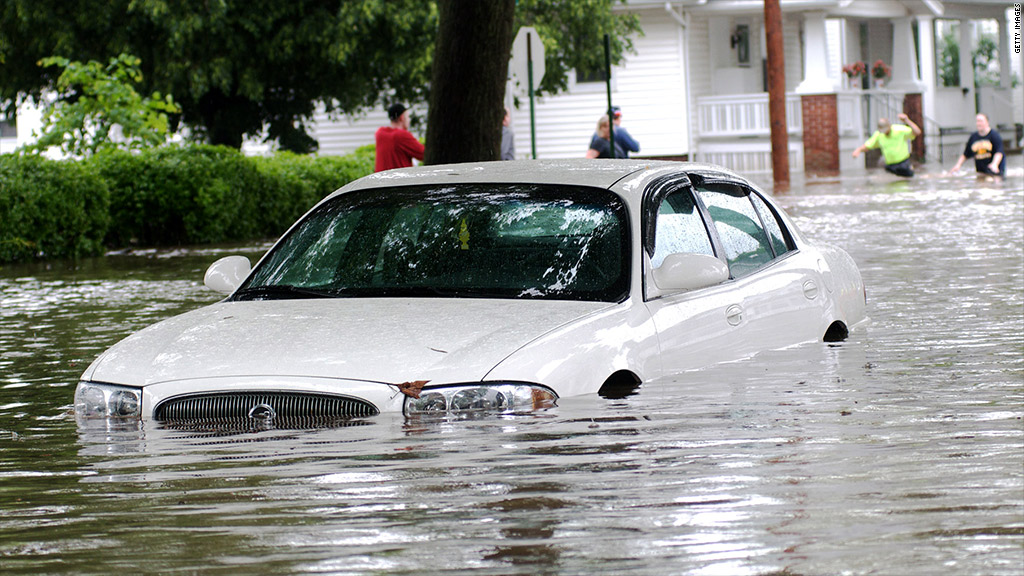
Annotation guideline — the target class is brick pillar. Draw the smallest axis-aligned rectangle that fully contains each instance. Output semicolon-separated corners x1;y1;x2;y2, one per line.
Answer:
903;93;925;162
801;94;839;176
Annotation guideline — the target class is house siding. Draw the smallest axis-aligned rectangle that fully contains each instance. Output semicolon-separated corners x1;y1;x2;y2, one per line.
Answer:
308;9;690;159
522;10;688;159
308;110;390;158
689;11;806;173
687;14;711;161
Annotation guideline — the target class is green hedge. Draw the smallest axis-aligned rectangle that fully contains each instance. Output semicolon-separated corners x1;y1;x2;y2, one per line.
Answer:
0;154;111;262
0;145;374;264
249;146;375;237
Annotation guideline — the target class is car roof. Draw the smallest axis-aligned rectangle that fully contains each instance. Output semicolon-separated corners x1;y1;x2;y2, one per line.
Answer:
336;159;756;203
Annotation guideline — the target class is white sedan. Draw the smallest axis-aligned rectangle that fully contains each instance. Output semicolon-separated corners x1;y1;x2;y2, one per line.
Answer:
75;160;866;426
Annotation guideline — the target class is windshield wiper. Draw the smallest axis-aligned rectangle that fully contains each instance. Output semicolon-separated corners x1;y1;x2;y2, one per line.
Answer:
232;285;338;301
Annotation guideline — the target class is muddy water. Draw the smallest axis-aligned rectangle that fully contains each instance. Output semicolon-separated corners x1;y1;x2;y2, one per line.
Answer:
1;169;1021;575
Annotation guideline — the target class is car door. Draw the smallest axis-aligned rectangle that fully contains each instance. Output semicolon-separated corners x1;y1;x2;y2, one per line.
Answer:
692;178;828;350
641;178;747;375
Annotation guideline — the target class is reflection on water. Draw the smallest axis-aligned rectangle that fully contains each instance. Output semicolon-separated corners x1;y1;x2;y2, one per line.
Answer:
1;170;1021;575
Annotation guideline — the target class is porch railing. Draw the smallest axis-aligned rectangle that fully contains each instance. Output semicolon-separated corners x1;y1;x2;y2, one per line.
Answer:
696;94;802;137
696;90;959;171
861;91;947;165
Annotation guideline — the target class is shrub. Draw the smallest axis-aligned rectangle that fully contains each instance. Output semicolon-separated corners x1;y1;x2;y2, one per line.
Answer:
91;145;374;248
0;155;110;263
89;145;265;246
250;145;375;236
0;145;374;263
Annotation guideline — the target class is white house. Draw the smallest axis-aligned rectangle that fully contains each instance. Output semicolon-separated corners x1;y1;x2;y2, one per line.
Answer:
310;0;1023;175
4;0;1022;173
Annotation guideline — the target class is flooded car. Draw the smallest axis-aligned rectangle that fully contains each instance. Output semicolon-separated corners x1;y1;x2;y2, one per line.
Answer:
75;159;866;426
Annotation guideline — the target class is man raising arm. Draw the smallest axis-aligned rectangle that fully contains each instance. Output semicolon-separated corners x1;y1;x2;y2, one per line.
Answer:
852;113;920;178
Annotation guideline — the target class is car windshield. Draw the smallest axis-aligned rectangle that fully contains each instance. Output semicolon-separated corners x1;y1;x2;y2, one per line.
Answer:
237;184;630;302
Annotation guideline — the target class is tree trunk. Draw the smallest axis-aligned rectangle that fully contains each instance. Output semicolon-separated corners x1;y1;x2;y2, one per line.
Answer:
424;0;516;165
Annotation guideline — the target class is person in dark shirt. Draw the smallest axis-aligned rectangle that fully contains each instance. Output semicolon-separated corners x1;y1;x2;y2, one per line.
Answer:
949;113;1006;178
609;106;640;158
585;115;625;159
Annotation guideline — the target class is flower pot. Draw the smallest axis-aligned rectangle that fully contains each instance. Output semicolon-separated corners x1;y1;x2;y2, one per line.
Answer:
874;78;885;89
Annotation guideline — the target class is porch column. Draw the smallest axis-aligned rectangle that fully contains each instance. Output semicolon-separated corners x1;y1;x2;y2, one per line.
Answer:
916;16;936;122
889;17;925;92
795;12;834;94
801;94;840;176
903;93;925;162
997;14;1011;91
958;19;976;124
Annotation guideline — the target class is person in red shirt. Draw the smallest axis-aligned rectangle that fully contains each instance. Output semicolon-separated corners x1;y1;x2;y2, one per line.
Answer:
375;104;425;172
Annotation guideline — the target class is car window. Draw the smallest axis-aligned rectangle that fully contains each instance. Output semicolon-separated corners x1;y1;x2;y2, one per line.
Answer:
695;186;775;278
749;192;791;257
651;189;715;268
240;184;630;302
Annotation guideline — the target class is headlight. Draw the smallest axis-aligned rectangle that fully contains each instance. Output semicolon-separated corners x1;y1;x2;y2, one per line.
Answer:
404;383;557;415
75;382;143;419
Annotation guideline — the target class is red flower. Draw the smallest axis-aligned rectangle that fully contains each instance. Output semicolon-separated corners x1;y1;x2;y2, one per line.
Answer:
871;60;891;79
842;61;866;78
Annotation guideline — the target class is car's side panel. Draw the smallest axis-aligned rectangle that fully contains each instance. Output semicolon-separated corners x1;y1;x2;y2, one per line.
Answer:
483;303;660;398
643;282;748;375
726;250;834;348
812;241;868;327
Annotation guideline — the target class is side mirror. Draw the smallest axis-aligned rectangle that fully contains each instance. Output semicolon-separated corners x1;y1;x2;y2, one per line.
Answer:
653;253;729;292
204;255;252;295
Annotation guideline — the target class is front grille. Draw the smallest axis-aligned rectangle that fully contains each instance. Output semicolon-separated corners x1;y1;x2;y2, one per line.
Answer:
154;391;379;429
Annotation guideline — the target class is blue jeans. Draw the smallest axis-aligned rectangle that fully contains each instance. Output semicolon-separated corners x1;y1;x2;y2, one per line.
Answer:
884;159;914;178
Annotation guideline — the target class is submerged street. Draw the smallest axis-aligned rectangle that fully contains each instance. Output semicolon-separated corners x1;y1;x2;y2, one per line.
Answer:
1;167;1021;575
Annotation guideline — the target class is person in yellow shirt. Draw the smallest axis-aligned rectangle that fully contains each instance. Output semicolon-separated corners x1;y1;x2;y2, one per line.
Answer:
852;113;922;177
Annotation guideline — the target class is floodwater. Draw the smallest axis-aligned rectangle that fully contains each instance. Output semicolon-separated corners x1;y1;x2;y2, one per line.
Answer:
1;167;1022;575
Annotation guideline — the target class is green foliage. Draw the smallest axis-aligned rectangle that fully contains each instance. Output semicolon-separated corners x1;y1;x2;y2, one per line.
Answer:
0;0;637;152
89;145;373;247
937;23;1003;88
937;29;960;87
249;148;375;231
0;155;110;262
972;34;999;86
119;0;440;152
20;54;180;157
0;145;372;263
89;145;263;246
515;0;641;95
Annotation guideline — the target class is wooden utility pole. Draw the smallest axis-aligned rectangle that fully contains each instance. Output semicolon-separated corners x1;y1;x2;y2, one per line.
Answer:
764;0;789;189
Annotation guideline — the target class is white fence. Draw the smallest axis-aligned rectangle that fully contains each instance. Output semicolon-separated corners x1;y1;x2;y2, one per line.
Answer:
696;94;802;137
693;90;962;173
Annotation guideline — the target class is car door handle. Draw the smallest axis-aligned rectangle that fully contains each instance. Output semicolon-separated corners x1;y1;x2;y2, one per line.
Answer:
803;279;819;300
726;304;743;326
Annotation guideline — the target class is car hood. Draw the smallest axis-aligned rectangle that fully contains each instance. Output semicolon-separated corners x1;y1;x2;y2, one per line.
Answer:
84;298;612;387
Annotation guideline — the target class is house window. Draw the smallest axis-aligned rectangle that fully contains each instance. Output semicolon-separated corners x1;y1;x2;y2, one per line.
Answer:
572;62;614;93
971;19;1001;86
576;65;607;84
935;19;961;87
